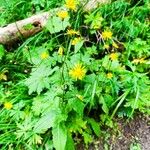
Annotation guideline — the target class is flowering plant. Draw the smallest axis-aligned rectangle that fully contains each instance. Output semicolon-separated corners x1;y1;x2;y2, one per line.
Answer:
0;0;150;149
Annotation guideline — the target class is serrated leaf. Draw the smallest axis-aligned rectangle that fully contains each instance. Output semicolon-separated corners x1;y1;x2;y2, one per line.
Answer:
25;65;58;94
34;110;59;134
52;123;67;150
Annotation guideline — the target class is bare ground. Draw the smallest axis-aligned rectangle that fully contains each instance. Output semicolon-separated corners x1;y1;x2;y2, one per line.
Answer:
110;115;150;150
77;114;150;150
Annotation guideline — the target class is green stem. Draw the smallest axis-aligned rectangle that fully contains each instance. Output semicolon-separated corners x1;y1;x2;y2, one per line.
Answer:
111;89;130;119
129;87;140;118
90;80;97;110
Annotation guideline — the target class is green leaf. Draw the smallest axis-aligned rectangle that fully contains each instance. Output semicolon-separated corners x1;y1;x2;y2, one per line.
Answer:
25;65;58;94
99;96;109;114
74;40;84;53
46;16;70;34
0;45;5;60
87;118;101;137
110;60;120;70
102;55;111;69
31;96;52;116
82;132;93;145
65;132;75;150
130;142;141;150
100;114;113;128
52;123;67;150
68;98;85;117
103;94;114;109
34;109;60;134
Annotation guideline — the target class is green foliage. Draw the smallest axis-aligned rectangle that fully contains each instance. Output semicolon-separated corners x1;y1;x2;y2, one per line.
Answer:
52;123;67;150
34;110;60;134
87;118;101;137
0;45;5;60
25;65;59;95
0;0;150;149
46;16;70;34
130;141;141;150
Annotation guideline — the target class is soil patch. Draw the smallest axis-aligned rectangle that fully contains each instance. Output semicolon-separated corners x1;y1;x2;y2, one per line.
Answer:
111;115;150;150
77;115;150;150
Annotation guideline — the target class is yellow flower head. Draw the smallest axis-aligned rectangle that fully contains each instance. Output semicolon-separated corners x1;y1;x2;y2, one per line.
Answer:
65;0;77;11
69;63;86;80
76;94;83;101
109;53;118;61
4;102;13;110
0;71;7;81
102;30;112;40
72;37;81;45
139;58;146;63
112;42;118;49
132;59;140;64
57;10;68;19
67;29;80;35
132;58;146;64
40;52;49;59
107;73;113;79
104;44;109;49
58;47;64;55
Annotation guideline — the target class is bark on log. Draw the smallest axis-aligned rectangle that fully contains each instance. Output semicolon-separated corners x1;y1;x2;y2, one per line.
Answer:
0;12;50;46
84;0;110;11
0;0;109;46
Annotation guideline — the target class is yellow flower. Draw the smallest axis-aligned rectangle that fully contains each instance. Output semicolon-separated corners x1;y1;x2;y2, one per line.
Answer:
107;73;113;79
35;134;42;145
132;58;146;64
4;102;13;110
76;94;83;101
102;30;112;40
67;29;80;35
0;71;7;81
0;73;7;81
72;37;81;45
58;47;63;55
57;10;68;19
132;59;140;64
65;0;77;11
69;63;86;80
40;52;49;59
139;58;146;63
104;44;109;49
112;42;118;49
109;53;118;61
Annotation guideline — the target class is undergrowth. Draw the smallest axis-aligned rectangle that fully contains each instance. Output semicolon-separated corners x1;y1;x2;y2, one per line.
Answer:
0;0;150;149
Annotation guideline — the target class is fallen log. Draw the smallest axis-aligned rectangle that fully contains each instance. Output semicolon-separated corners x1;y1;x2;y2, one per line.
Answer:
0;0;109;46
0;12;50;46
